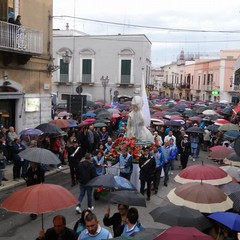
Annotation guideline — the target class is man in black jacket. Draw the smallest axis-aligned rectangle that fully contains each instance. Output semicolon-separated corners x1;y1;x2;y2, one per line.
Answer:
37;215;77;240
75;153;97;214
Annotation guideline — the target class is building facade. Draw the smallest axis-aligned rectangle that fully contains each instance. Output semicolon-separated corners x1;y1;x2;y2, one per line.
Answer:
153;50;240;103
0;0;53;132
52;28;152;106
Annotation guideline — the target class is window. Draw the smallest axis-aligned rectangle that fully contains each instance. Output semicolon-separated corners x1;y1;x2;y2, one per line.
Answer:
121;60;131;84
82;59;92;83
0;0;14;22
60;59;69;82
203;74;206;85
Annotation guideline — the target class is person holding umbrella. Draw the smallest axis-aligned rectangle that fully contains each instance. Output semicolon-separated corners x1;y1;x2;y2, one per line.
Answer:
37;215;78;240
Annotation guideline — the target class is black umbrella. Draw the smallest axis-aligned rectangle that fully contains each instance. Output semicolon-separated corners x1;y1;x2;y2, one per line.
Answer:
227;152;240;162
186;126;204;134
18;147;60;165
35;123;62;134
219;182;240;195
234;136;240;157
207;125;219;132
229;191;240;212
106;190;146;207
86;174;136;190
149;204;212;231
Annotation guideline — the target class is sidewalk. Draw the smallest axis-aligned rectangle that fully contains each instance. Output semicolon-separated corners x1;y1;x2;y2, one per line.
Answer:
0;163;69;192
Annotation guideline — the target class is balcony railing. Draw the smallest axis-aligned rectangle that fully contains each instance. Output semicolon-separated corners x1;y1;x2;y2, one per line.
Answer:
204;85;213;91
82;74;91;83
121;75;131;84
0;21;43;54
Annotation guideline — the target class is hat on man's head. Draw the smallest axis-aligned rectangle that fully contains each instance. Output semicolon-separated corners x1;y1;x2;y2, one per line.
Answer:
184;134;189;138
142;145;149;151
73;140;78;144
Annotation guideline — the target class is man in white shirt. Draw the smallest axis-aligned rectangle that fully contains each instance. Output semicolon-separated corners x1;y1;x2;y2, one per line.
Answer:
164;130;176;145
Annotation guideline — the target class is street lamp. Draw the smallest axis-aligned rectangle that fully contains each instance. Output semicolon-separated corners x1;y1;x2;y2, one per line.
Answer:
100;76;109;105
62;50;72;64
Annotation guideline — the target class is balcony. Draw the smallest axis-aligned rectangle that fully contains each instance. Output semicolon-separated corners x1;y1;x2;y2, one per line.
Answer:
204;85;213;92
0;21;43;56
168;83;175;90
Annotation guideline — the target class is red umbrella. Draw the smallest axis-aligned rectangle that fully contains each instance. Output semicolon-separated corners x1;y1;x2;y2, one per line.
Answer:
49;119;71;128
1;183;78;228
167;182;233;213
154;226;214;240
188;116;202;123
152;111;164;118
208;148;234;160
174;163;232;185
209;145;229;152
83;118;95;123
214;119;231;126
233;105;240;114
112;113;121;118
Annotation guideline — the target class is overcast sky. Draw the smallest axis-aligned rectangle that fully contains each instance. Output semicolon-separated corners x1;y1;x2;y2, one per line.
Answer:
53;0;240;66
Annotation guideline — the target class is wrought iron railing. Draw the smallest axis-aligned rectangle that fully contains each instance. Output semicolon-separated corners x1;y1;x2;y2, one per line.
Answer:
0;21;43;54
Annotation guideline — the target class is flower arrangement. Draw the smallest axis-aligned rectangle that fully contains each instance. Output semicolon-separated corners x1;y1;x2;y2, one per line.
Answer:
105;137;144;162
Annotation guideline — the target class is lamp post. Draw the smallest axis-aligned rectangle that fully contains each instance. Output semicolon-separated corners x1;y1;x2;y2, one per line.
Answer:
100;76;109;105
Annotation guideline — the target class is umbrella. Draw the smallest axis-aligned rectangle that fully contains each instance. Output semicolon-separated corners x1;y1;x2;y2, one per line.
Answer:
57;111;72;118
83;118;95;123
207;125;219;132
234;137;240;157
218;123;239;131
164;120;182;127
214;119;230;126
150;204;212;231
209;145;229;152
154;226;214;240
112;113;121;118
96;111;113;119
132;228;164;239
94;122;107;128
229;191;240;212
222;107;233;115
174;163;232;185
208;212;240;232
167;182;233;213
86;174;136;190
86;100;94;107
106;190;146;207
83;112;96;117
18;147;61;165
107;108;120;114
208;148;234;160
233;105;240;114
78;122;92;128
36;123;62;134
226;152;240;161
1;183;78;228
151;111;164;119
67;119;78;128
219;166;240;182
188;116;202;123
219;181;240;195
186;127;204;134
224;130;240;140
19;128;43;136
49;119;71;129
202;109;217;115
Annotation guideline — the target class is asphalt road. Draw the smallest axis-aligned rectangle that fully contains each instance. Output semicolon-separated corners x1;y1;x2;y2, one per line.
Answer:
0;150;212;240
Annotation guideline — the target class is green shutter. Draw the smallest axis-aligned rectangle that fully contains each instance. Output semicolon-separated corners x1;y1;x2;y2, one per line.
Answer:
83;59;92;74
60;59;69;82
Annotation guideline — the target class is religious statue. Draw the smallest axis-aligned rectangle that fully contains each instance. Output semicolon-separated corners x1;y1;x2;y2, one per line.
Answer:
126;96;154;143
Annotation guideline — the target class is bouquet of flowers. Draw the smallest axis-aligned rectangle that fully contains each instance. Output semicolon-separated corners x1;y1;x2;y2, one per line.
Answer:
105;137;143;162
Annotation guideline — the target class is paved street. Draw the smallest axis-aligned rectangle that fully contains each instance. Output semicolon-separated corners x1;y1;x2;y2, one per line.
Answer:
0;150;213;240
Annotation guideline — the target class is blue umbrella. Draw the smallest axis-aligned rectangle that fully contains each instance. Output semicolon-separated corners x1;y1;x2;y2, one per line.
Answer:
208;212;240;231
83;112;96;117
67;120;78;128
207;125;219;132
224;130;240;140
20;128;43;136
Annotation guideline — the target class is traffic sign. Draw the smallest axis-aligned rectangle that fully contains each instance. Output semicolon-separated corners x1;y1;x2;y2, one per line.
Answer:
211;89;219;96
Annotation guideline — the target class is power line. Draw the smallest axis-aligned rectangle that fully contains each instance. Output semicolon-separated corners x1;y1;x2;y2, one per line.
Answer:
53;15;240;34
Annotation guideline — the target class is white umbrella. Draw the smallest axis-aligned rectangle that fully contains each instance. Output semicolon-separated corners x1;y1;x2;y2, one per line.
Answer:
202;109;217;115
220;165;240;182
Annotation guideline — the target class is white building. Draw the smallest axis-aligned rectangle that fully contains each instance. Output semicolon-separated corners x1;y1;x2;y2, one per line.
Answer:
52;28;152;106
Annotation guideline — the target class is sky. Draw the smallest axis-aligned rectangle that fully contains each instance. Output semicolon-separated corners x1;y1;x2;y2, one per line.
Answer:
53;0;240;67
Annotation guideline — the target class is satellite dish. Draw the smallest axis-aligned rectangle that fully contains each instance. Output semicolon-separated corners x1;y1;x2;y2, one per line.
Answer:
234;136;240;157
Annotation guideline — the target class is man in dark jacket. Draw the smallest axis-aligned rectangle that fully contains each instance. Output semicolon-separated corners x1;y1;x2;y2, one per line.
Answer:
75;153;97;214
67;140;81;187
37;215;77;240
139;147;156;201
